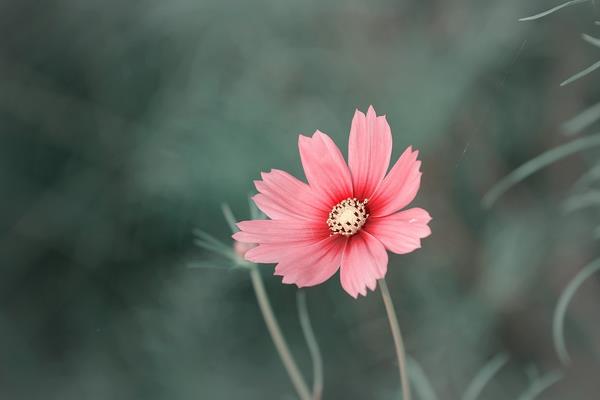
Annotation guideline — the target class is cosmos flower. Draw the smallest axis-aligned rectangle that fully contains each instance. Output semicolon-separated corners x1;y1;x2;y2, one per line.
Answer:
233;106;431;298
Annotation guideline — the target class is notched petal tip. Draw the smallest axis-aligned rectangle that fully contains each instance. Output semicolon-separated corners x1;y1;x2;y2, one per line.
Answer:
312;129;334;143
419;209;433;224
366;105;376;118
298;133;312;147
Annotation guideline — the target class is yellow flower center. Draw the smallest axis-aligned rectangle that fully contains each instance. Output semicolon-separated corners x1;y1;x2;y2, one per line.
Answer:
327;197;369;236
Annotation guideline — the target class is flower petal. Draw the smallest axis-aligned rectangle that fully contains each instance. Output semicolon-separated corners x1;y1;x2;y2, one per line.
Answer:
339;231;388;298
348;106;393;200
244;243;291;263
274;235;346;287
233;219;329;244
368;146;422;217
299;131;353;205
253;169;329;221
365;208;431;254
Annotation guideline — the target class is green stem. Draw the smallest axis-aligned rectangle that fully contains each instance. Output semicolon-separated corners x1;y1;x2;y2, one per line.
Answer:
297;290;324;400
379;278;411;400
249;267;311;400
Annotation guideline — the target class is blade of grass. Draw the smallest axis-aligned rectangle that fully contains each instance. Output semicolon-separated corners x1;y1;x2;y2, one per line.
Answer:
482;133;600;208
407;356;438;400
516;371;563;400
582;33;600;48
248;195;262;220
560;59;600;86
193;229;232;254
562;102;600;135
563;189;600;212
572;161;600;188
221;203;238;233
186;261;232;269
553;257;600;364
519;0;589;21
194;238;236;260
461;353;509;400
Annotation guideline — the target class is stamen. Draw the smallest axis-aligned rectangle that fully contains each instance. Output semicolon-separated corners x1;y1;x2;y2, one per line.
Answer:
327;197;369;236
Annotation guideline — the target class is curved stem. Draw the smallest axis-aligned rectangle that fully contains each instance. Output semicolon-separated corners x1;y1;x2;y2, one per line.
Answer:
553;257;600;365
249;267;311;400
461;353;508;400
297;290;324;400
482;132;600;208
379;278;411;400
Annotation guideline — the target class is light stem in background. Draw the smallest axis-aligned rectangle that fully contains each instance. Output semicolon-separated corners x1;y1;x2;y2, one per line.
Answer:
379;278;411;400
249;267;312;400
297;290;324;400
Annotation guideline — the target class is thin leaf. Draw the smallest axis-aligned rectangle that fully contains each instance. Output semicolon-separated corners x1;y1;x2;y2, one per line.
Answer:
562;101;600;135
524;365;541;382
560;59;600;86
582;33;600;48
516;371;563;400
193;229;231;252
482;133;600;208
193;230;239;263
407;356;439;400
248;195;263;220
461;353;509;400
186;260;233;270
194;238;233;259
563;189;600;212
553;257;600;364
519;0;589;21
221;203;238;233
572;161;600;188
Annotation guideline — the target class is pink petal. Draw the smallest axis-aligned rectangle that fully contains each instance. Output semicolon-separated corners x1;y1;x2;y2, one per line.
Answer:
233;219;329;244
253;169;329;221
273;235;346;287
339;231;388;298
234;241;257;258
244;243;291;263
348;106;393;200
365;208;431;254
368;146;422;218
299;131;353;205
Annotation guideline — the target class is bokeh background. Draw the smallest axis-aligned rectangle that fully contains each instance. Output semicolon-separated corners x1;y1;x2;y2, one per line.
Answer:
2;0;600;398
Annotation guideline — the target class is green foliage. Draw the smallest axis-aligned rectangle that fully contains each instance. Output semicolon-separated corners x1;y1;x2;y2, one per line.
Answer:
461;354;509;400
515;371;563;400
3;0;600;398
553;258;600;365
519;0;589;21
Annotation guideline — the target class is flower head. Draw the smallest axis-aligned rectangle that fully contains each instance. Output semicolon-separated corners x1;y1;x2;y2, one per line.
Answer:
233;106;431;297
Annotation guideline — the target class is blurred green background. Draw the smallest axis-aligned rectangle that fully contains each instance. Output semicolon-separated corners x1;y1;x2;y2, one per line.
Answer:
1;0;600;398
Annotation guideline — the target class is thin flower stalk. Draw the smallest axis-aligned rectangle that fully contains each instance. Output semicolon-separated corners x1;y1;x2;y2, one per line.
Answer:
379;278;411;400
250;266;312;400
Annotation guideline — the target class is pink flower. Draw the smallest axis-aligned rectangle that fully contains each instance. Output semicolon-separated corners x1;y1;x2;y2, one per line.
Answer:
233;106;431;298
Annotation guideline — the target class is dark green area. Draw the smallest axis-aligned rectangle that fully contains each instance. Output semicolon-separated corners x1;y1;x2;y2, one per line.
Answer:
1;0;599;399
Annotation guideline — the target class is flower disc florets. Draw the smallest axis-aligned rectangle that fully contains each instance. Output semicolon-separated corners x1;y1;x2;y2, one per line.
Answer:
327;197;369;236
